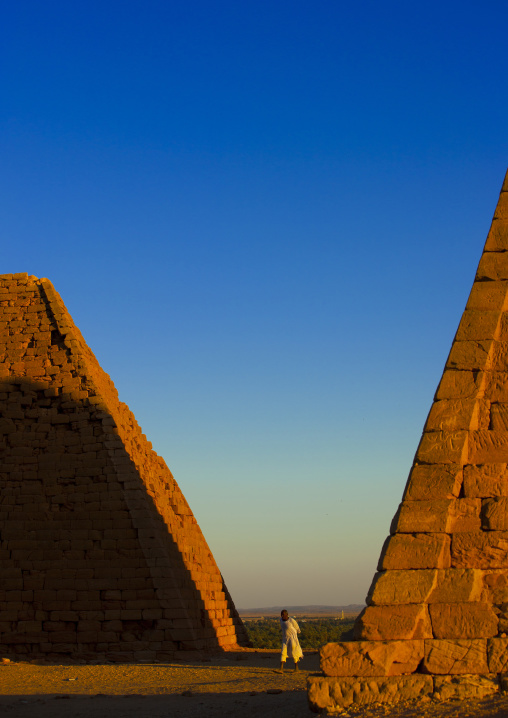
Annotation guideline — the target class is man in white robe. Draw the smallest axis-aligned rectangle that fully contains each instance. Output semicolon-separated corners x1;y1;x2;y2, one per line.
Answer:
280;609;303;671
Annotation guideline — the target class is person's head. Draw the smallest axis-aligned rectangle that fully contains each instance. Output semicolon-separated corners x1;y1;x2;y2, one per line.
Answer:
281;609;289;621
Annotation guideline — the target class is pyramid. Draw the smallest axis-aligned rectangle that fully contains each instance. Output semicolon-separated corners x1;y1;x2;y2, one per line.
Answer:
0;274;248;661
308;170;508;712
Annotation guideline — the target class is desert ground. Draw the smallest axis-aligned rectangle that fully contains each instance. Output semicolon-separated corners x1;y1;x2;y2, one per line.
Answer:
2;649;508;718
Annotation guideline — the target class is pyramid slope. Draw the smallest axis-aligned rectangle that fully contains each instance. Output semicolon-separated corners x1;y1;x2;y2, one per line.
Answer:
309;170;508;712
0;274;248;660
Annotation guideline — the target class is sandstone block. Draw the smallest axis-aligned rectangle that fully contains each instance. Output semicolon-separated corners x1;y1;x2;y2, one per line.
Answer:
482;498;508;529
379;533;451;570
487;637;508;672
403;464;462;500
463;464;508;497
429;603;498;639
496;313;508;341
491;343;508;371
320;640;424;677
483;373;508;401
494;192;508;219
452;532;508;568
484;220;508;251
466;280;508;310
455;310;500;341
436;370;484;400
307;674;433;713
489;404;508;431
468;432;508;464
477;252;508;281
367;570;436;606
446;340;491;370
394;499;480;533
434;674;499;701
425;399;479;432
354;604;432;640
480;570;508;603
368;568;483;606
423;639;488;674
416;431;467;464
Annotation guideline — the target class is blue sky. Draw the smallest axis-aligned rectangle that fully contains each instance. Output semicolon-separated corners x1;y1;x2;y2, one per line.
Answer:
1;1;508;607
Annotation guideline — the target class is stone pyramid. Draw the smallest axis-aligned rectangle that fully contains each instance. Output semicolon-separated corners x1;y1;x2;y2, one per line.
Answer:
309;170;508;712
0;274;248;661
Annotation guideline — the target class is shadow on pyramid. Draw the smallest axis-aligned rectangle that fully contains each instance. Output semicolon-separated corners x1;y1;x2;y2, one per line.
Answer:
0;274;248;662
308;170;508;712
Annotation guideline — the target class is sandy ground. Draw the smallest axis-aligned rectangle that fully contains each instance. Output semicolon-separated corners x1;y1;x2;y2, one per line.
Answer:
1;650;508;718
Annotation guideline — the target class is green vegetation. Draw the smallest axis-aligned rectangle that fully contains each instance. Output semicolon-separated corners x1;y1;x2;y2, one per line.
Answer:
243;618;355;650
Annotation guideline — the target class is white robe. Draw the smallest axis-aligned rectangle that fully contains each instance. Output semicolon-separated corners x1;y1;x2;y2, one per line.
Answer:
280;617;303;661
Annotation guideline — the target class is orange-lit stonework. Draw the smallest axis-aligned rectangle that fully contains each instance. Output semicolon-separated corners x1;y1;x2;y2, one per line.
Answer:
308;170;508;712
0;274;248;661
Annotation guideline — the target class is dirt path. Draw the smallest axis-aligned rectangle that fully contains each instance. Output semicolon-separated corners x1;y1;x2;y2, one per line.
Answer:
1;650;508;718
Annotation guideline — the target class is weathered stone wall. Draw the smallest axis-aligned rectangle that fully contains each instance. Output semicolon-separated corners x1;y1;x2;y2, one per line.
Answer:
0;274;248;661
309;170;508;712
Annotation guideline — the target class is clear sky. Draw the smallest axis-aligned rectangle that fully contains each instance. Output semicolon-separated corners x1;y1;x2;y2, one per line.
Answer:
1;1;508;608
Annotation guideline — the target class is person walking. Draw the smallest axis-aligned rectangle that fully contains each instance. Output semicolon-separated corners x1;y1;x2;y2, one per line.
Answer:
279;609;303;671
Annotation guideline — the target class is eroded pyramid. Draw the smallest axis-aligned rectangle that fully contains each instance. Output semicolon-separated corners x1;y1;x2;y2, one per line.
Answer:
0;274;248;661
309;170;508;712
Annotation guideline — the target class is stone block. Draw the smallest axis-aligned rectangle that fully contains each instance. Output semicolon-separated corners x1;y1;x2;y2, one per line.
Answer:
484;220;508;251
416;431;467;464
425;399;478;432
436;370;483;399
463;464;508;497
320;640;424;677
489;404;508;431
496;313;508;341
434;674;499;701
495;192;508;219
468;432;508;464
307;675;433;713
354;604;432;640
423;639;488;674
446;340;491;370
480;570;508;603
403;464;462;500
429;603;498;639
466;280;508;310
368;568;483;606
490;343;508;371
483;373;508;402
488;637;508;672
477;252;508;281
367;570;436;606
452;532;508;568
455;310;500;341
482;498;508;529
394;499;480;533
379;533;451;570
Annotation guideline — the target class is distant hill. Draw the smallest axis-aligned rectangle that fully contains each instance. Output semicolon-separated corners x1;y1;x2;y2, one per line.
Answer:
238;604;364;615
